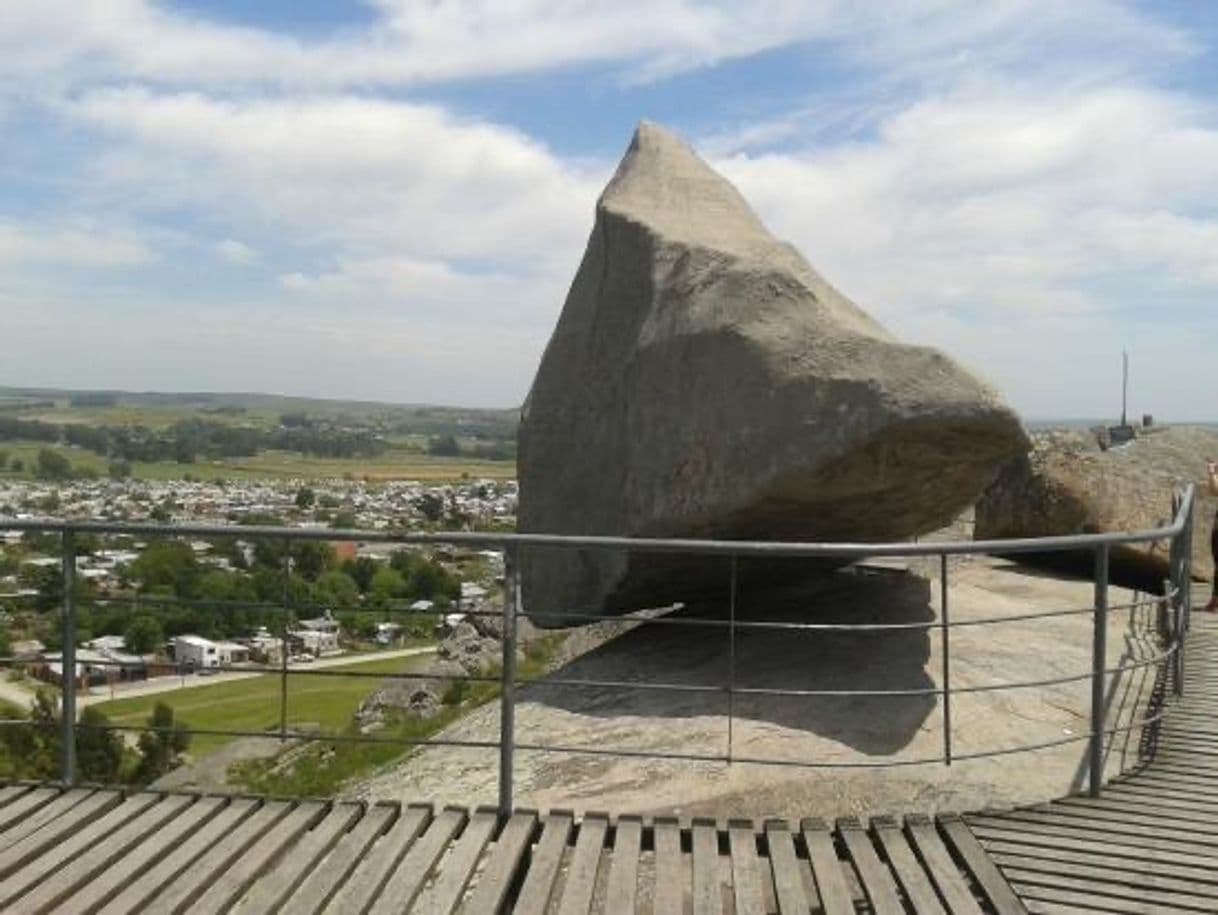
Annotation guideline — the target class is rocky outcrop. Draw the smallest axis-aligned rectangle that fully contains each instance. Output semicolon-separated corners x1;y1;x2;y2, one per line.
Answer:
518;121;1027;621
975;426;1217;589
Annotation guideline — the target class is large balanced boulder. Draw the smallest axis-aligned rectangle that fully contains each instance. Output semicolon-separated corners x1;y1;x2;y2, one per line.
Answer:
975;426;1217;590
518;122;1027;620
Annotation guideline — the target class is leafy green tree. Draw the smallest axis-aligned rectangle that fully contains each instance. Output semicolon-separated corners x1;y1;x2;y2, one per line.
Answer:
130;541;200;598
133;703;190;783
294;487;316;509
108;459;132;480
35;448;72;481
9;457;24;473
370;567;406;600
124;615;164;655
313;570;360;610
427;435;460;457
340;557;378;593
77;707;124;783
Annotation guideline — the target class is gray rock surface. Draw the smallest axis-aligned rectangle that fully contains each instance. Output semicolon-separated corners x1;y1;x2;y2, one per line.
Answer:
975;425;1217;588
518;121;1026;620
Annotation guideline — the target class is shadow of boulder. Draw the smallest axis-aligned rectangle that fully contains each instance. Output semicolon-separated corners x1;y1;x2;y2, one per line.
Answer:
520;566;937;757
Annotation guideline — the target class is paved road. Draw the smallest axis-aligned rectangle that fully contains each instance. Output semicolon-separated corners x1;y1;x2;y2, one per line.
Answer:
2;646;437;710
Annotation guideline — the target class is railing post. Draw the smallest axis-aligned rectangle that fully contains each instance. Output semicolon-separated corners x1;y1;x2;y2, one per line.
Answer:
60;528;77;784
280;539;290;740
941;553;952;766
1089;543;1110;797
498;545;518;815
728;555;737;764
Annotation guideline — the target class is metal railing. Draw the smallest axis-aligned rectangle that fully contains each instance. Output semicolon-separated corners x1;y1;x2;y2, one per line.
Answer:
0;483;1196;811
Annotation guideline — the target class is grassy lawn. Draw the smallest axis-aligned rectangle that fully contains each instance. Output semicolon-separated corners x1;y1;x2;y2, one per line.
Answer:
90;653;433;756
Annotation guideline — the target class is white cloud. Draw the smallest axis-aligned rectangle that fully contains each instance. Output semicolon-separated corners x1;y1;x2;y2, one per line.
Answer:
712;84;1218;417
68;89;602;269
0;1;1190;91
214;238;257;264
0;219;153;268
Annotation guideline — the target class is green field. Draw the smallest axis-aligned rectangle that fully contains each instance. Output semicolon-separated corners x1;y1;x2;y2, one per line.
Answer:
90;653;435;756
0;440;515;483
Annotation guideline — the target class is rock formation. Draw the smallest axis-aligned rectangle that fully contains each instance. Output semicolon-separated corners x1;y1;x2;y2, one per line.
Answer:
976;425;1217;589
518;121;1027;621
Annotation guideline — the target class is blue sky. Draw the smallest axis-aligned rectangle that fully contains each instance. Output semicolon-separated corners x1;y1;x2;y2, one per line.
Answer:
0;1;1216;420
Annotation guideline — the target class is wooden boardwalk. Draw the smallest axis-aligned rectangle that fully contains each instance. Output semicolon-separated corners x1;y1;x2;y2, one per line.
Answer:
970;586;1218;913
0;784;1023;913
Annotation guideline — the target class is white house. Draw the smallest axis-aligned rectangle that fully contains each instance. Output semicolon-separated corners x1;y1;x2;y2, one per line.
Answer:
174;634;219;669
291;612;341;656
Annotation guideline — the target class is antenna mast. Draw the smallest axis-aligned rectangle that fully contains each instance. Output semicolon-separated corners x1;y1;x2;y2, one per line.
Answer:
1121;350;1128;427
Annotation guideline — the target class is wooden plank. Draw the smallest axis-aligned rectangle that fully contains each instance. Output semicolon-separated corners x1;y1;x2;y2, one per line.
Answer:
991;849;1218;905
1055;794;1218;828
903;815;983;915
278;803;397;915
94;798;260;915
1009;880;1164;915
411;806;498;915
978;808;1218;854
0;788;58;837
0;786;31;810
871;815;945;915
365;805;466;915
691;817;722;915
192;800;328;915
763;819;808;915
0;791;152;900
231;801;362;914
727;819;765;915
73;795;228;915
981;838;1218;890
0;787;75;844
6;793;195;915
974;828;1218;882
558;812;608;915
462;809;537;915
837;817;902;915
515;809;575;915
1001;863;1218;913
969;816;1218;867
321;803;431;915
139;799;296;915
605;815;642;914
800;818;853;915
652;816;685;915
937;815;1027;915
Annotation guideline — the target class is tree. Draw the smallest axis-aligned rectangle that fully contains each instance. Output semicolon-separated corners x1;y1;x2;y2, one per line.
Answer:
330;509;358;530
370;567;406;600
108;459;132;480
35;448;72;481
313;570;360;610
294;487;316;509
124;615;164;655
427;435;460;457
77;707;124;783
133;703;190;783
9;457;22;472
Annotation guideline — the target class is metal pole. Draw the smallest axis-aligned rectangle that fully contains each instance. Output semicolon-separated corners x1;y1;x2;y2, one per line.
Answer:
1089;544;1110;797
728;556;737;764
941;553;952;766
60;528;77;784
280;539;290;739
497;545;518;815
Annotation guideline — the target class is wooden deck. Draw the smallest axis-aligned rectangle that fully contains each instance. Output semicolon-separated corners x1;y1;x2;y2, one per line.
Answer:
0;785;1023;913
971;586;1218;913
